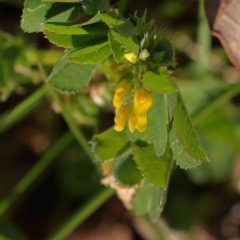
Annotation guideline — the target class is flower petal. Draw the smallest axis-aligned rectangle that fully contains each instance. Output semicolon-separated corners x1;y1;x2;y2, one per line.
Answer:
128;109;138;133
136;114;147;132
134;92;154;115
134;87;148;104
113;81;132;108
114;105;130;131
113;93;124;108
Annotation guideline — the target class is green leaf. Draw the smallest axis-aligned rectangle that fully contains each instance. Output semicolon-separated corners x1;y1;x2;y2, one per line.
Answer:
82;0;109;15
80;14;101;26
113;150;142;186
169;94;208;169
132;180;153;215
167;91;178;121
48;51;97;93
99;12;135;37
67;42;112;64
149;187;165;222
132;180;165;221
132;144;172;187
67;42;109;57
142;68;176;94
91;128;130;161
108;29;125;61
154;94;168;156
43;30;107;48
127;93;168;157
152;39;175;65
42;22;108;35
111;30;139;53
21;0;80;33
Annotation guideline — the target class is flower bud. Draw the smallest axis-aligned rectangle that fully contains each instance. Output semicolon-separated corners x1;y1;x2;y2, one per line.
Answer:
124;52;138;63
140;49;150;61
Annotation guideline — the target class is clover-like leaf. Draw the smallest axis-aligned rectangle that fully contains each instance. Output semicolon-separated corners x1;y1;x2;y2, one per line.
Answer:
67;42;112;64
91;128;130;161
48;50;97;93
113;150;142;186
132;144;172;187
170;94;208;169
21;0;80;33
142;68;176;94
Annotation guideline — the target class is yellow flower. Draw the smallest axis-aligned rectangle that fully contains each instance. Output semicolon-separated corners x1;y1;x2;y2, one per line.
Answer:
113;84;154;133
124;52;138;63
133;87;154;115
129;87;154;133
113;80;132;108
114;104;130;131
129;110;147;133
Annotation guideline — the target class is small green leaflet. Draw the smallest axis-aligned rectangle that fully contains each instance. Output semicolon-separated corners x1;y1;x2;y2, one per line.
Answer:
167;91;178;121
142;68;176;94
132;180;165;222
67;42;109;57
82;0;109;15
42;22;108;35
132;180;153;215
67;42;112;64
108;30;125;62
80;14;101;26
21;0;80;33
43;30;107;48
154;94;168;156
111;30;139;53
152;39;175;65
91;128;130;161
48;50;97;93
113;150;142;186
132;144;172;187
170;93;208;169
99;12;135;37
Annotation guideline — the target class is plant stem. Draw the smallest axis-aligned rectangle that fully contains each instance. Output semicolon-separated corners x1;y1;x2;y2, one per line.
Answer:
0;85;47;133
141;216;166;240
118;0;129;15
196;0;211;73
47;188;115;240
193;83;240;125
47;85;93;160
38;63;94;161
0;131;74;216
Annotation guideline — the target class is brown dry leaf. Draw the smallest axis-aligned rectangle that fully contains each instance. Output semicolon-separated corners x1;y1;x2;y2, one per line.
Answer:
205;0;240;70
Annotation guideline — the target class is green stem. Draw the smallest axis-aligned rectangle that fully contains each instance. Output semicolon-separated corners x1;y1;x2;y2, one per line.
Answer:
37;63;94;161
141;216;166;240
196;0;211;73
118;0;129;15
0;132;74;216
47;188;115;240
0;85;47;133
193;83;240;125
47;85;93;160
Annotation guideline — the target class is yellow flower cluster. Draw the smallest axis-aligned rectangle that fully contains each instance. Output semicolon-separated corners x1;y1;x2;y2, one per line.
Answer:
113;81;154;133
129;87;154;133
